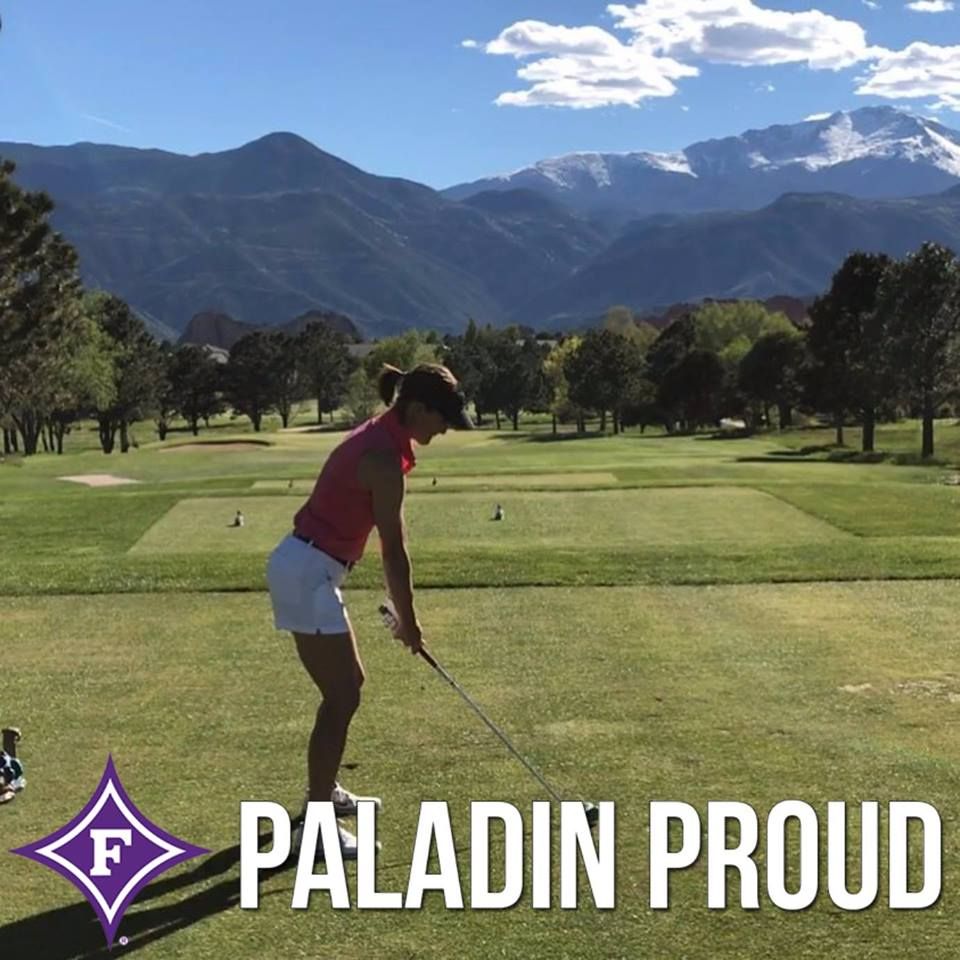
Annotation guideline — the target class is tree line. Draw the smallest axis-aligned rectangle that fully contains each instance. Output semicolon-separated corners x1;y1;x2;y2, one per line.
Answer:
3;157;960;459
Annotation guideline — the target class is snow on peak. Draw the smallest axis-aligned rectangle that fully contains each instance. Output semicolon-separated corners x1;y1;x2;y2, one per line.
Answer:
742;109;960;174
535;153;612;188
494;149;695;190
484;108;960;191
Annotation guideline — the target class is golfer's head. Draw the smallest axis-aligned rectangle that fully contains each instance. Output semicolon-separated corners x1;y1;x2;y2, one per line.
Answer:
379;363;474;444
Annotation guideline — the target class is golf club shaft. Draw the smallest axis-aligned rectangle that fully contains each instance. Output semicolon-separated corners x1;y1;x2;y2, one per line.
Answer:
417;643;566;806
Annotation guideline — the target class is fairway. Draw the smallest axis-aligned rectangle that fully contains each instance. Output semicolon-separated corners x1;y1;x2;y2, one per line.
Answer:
252;471;622;492
6;421;960;959
128;486;851;555
3;582;959;958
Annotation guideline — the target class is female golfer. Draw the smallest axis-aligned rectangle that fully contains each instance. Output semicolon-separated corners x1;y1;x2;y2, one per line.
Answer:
266;363;473;858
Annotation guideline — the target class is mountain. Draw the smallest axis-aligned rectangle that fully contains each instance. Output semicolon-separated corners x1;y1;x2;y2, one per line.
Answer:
516;187;960;328
179;308;363;351
0;133;609;337
446;107;960;220
636;295;812;330
179;312;258;350
5;109;960;336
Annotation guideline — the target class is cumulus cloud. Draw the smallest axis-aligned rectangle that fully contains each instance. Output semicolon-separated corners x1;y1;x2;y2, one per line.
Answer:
607;0;878;69
905;0;954;11
479;1;884;108
475;1;960;111
484;18;697;108
856;41;960;111
461;39;479;49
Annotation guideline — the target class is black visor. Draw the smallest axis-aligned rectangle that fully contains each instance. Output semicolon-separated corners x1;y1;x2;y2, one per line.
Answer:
436;391;474;430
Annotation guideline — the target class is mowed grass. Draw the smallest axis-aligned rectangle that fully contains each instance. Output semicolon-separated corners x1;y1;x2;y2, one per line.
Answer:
253;471;622;493
765;483;960;537
3;584;960;959
7;418;960;957
128;487;850;556
8;425;960;595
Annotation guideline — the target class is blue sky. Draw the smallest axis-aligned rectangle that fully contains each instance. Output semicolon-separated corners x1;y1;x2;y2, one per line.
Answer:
2;1;959;188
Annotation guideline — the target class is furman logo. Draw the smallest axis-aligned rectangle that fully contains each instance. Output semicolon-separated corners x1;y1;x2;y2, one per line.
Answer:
11;756;208;947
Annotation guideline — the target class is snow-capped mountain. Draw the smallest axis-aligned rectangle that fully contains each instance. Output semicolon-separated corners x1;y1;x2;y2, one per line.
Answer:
444;107;960;219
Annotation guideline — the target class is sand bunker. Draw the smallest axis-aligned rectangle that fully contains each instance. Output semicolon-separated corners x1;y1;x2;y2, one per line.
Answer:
58;474;141;487
160;441;270;453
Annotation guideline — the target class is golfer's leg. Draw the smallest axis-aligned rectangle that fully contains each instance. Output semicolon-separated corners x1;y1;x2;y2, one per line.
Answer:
294;629;365;804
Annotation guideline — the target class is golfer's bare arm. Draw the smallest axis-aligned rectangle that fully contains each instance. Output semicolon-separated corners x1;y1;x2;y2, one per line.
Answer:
359;450;419;635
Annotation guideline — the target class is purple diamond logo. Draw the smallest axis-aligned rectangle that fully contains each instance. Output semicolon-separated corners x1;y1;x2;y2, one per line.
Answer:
11;755;208;948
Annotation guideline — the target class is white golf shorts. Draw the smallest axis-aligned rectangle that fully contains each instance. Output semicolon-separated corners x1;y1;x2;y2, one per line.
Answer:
266;534;352;635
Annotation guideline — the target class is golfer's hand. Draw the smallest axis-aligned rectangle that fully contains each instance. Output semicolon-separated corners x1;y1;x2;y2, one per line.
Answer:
397;619;423;655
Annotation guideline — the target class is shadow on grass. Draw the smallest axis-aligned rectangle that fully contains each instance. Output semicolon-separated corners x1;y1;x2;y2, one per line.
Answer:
737;448;949;467
1;829;285;958
524;430;642;443
160;438;274;449
3;826;418;958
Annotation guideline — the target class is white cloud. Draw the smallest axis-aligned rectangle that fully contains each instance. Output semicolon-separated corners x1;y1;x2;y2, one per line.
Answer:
804;111;834;120
484;19;697;108
480;2;881;109
461;39;479;49
607;1;880;69
476;1;960;111
857;41;960;111
905;0;954;11
862;0;880;8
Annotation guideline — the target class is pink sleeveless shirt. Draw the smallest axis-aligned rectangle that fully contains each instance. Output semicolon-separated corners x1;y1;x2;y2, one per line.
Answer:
293;407;416;564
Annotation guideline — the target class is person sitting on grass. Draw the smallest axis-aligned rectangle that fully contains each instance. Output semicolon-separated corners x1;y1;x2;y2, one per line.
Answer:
1;727;25;805
266;363;474;860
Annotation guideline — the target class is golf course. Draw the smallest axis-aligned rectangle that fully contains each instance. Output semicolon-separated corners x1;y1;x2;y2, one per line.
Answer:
3;412;960;958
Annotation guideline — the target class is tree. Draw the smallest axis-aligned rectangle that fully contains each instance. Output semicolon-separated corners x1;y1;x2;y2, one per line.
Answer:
0;161;105;455
564;328;645;433
603;307;659;353
344;367;380;425
542;336;583;434
45;322;115;453
266;331;306;429
223;331;279;432
297;321;354;424
738;331;806;429
443;319;490;419
876;242;960;459
646;315;697;388
693;301;796;355
362;330;439;382
806;252;893;451
479;331;546;430
658;350;725;431
167;343;223;436
86;292;166;453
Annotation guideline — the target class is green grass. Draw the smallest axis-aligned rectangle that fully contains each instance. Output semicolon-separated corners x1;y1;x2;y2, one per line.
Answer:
3;584;960;958
763;483;960;537
253;471;623;492
128;488;850;557
6;416;960;957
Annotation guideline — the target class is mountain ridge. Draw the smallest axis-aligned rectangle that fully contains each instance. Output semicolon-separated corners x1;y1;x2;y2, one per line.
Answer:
5;106;960;335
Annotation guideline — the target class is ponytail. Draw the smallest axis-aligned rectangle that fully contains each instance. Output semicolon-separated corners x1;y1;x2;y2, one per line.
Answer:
378;364;404;406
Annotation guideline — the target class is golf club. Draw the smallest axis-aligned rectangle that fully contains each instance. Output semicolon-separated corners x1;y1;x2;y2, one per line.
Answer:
378;602;600;826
